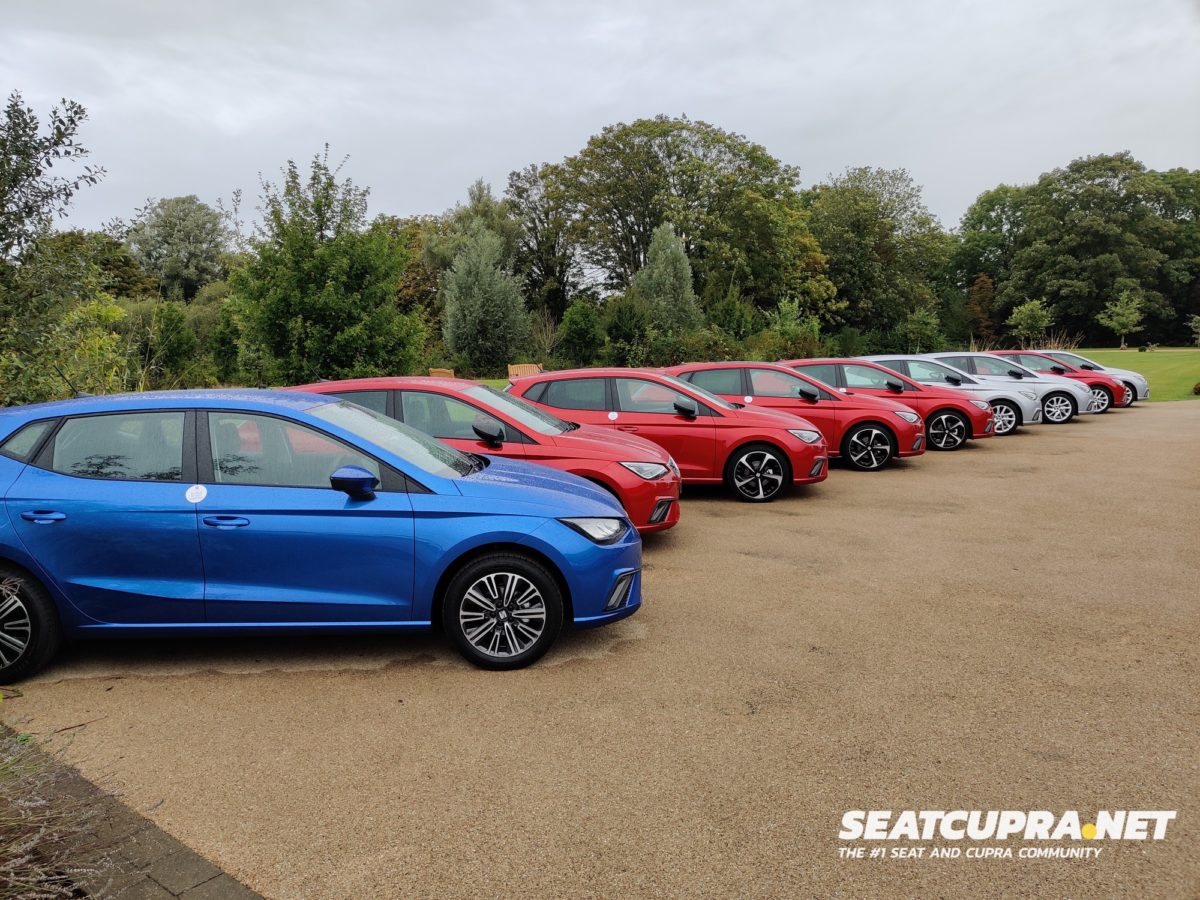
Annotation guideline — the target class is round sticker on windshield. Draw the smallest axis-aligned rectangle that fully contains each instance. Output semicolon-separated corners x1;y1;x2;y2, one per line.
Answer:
608;411;618;421
185;484;207;503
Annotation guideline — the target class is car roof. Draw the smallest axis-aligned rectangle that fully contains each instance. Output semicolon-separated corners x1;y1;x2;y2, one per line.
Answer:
0;388;331;423
290;376;479;392
515;368;661;381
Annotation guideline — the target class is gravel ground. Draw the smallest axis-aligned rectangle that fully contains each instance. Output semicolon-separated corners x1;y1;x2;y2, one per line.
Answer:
5;402;1198;898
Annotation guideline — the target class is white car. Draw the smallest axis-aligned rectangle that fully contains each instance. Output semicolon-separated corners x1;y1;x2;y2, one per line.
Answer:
924;352;1097;424
860;355;1042;436
1036;350;1150;404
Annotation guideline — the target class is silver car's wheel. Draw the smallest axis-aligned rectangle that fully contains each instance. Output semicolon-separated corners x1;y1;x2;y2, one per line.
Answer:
1122;383;1135;406
1042;393;1075;424
459;572;547;659
1089;386;1112;414
843;425;894;471
0;579;32;669
990;400;1019;436
727;446;787;502
927;411;968;450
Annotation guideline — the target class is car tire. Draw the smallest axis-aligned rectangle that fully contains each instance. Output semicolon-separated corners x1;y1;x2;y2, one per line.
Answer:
926;410;969;450
0;565;61;683
723;443;791;502
990;400;1020;436
1042;392;1076;424
1122;382;1137;406
841;424;896;471
1089;385;1113;414
442;553;564;670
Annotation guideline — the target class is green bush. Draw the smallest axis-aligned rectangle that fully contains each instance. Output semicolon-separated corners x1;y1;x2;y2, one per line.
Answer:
559;300;605;366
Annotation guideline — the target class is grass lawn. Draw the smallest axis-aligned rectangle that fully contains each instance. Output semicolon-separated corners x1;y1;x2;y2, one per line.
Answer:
1076;347;1200;401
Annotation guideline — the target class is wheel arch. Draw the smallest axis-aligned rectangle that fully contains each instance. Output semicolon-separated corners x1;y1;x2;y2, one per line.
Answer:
429;543;573;634
721;437;794;481
928;406;974;439
840;419;899;457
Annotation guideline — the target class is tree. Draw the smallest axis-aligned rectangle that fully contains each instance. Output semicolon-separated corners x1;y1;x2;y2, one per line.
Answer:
423;179;522;274
126;196;229;300
441;229;530;373
1096;290;1144;348
965;274;997;341
558;300;604;365
603;293;650;366
506;164;578;322
954;184;1029;290
629;224;702;333
1188;314;1200;347
804;167;948;336
1;91;104;258
231;149;425;383
897;305;944;353
1006;298;1053;347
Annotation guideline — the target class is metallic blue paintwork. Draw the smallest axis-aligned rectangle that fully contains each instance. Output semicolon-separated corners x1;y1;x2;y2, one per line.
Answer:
0;390;641;640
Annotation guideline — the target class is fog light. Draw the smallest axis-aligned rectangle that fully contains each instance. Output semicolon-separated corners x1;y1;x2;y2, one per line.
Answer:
912;436;924;451
649;499;673;524
985;421;993;433
1033;409;1042;422
808;458;825;478
605;572;636;610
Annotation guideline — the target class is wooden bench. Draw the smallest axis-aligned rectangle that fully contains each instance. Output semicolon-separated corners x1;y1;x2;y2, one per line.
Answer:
506;363;544;380
428;367;455;378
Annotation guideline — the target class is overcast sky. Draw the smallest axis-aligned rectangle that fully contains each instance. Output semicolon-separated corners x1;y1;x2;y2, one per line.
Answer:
5;0;1199;231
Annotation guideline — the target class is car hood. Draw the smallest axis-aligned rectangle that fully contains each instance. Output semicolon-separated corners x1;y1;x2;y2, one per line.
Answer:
553;425;671;462
1095;365;1145;382
727;403;824;428
455;454;625;516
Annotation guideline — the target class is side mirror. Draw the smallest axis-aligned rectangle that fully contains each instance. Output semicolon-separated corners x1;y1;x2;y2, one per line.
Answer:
885;379;904;393
472;420;505;447
673;396;699;419
1050;365;1067;375
945;374;963;385
797;387;819;402
1007;369;1025;379
1080;363;1099;371
330;465;379;500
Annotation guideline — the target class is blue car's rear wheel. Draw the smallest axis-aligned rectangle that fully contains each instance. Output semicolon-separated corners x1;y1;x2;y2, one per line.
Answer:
0;566;60;682
443;554;563;670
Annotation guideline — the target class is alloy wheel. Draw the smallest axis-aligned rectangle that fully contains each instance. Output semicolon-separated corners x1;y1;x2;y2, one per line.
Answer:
732;450;785;500
1122;384;1135;406
0;578;32;668
458;572;547;659
990;402;1018;436
1089;387;1112;414
927;413;967;450
1043;394;1074;423
847;428;892;470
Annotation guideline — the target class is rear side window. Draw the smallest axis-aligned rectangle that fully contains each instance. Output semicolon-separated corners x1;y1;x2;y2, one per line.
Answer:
49;412;185;482
541;378;607;411
687;369;743;395
939;356;974;373
328;390;388;415
0;420;54;461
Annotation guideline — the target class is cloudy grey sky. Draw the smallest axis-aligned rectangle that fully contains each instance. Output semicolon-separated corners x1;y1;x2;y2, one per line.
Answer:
5;0;1199;230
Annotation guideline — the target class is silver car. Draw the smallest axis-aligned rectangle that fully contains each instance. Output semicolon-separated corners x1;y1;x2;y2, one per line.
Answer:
860;355;1042;436
1036;350;1149;404
925;352;1097;424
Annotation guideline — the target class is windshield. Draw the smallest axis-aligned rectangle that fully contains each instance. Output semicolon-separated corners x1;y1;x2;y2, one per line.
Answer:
311;401;474;478
463;385;569;435
658;373;737;410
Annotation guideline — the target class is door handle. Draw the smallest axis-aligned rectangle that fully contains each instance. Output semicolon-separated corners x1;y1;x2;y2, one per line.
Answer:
20;510;66;524
617;425;639;432
202;515;250;529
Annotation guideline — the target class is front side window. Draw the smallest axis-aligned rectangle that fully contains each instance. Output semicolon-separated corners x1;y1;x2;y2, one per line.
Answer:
50;412;184;482
938;355;974;373
1016;354;1061;373
904;359;973;385
310;401;473;478
615;378;696;414
687;368;743;396
843;364;907;390
541;378;607;411
400;391;511;442
973;356;1031;377
461;385;567;435
209;412;380;488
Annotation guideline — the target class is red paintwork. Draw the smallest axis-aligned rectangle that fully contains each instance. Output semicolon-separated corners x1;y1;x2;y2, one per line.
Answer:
506;368;830;493
781;358;995;441
991;351;1131;408
287;377;682;533
661;361;928;461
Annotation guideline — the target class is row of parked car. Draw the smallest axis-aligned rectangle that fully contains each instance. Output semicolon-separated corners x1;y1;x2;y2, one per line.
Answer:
0;350;1147;680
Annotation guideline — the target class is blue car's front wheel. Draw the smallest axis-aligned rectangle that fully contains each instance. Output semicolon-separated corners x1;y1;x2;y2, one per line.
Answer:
443;553;564;670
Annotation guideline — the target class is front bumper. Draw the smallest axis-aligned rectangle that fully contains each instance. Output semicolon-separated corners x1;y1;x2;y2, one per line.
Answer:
788;440;830;485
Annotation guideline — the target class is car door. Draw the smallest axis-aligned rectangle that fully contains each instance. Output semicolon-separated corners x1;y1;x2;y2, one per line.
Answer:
4;410;205;624
196;410;416;623
745;368;844;446
611;377;716;479
839;363;928;416
397;390;527;458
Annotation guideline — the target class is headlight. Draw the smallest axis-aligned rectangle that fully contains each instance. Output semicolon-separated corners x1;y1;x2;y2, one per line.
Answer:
1019;391;1038;400
787;429;822;444
894;411;920;423
619;461;669;480
969;399;991;410
559;517;628;544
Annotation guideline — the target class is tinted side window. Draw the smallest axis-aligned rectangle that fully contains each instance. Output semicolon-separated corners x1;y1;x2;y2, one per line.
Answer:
541;378;607;411
400;392;509;442
0;420;54;461
614;379;692;414
749;368;802;397
687;369;743;395
329;390;388;415
844;364;906;390
1016;354;1055;372
904;360;953;383
874;359;911;377
939;356;974;373
972;356;1019;376
50;412;185;482
208;412;379;488
795;364;838;387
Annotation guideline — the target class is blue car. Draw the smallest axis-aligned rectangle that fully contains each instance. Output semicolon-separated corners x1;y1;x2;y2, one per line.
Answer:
0;390;642;679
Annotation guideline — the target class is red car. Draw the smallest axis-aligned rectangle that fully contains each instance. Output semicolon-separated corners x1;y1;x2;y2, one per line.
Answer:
662;362;926;472
779;358;995;450
990;351;1130;413
507;368;829;502
289;377;682;533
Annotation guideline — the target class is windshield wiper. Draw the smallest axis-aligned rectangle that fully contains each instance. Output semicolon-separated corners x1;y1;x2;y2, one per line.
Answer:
562;421;581;431
463;452;490;474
